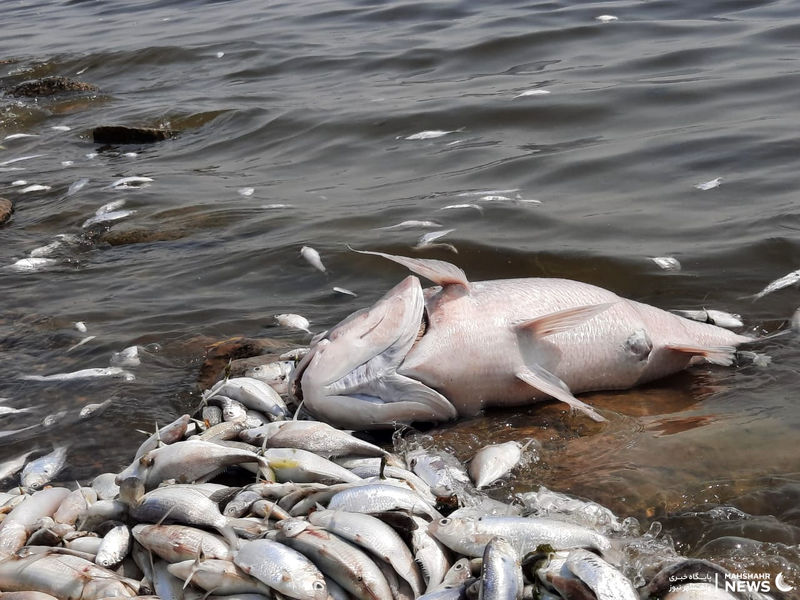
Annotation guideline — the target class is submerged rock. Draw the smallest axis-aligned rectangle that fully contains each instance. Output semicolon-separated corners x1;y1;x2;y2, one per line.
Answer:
0;197;12;225
7;76;98;97
197;336;289;390
92;125;175;144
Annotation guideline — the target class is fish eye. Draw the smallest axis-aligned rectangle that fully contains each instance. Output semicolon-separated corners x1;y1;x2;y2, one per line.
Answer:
313;582;325;590
439;518;449;525
409;458;417;468
455;563;463;570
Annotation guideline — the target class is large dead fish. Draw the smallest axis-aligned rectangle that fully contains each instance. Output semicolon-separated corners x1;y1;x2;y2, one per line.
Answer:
290;251;757;427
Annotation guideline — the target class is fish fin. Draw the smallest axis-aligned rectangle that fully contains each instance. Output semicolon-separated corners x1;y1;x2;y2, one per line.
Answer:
516;365;606;422
664;344;737;366
515;303;614;337
351;247;469;289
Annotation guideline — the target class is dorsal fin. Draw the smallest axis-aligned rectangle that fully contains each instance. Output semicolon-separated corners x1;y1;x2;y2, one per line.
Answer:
351;248;469;289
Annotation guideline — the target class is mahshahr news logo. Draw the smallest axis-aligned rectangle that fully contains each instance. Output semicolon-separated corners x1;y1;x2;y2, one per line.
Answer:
668;571;795;595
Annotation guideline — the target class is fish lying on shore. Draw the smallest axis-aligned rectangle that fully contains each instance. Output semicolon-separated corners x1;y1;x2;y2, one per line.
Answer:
290;251;761;428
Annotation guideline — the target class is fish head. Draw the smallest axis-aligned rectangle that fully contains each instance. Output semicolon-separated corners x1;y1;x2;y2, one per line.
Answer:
290;275;457;428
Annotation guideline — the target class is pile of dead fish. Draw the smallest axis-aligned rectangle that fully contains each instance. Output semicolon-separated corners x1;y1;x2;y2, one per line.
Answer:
0;373;774;600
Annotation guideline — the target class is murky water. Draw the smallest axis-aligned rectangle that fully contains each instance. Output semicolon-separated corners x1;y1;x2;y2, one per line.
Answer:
2;0;799;591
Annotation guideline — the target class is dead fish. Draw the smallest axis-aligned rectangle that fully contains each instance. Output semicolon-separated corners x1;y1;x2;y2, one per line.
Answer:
0;450;39;482
301;245;326;273
651;256;681;271
513;90;550;98
82;209;136;229
21;367;135;382
110;345;140;367
753;268;800;300
376;220;443;231
20;184;52;193
233;538;327;600
275;313;312;333
468;441;525;489
109;176;153;189
244;361;294;394
238;187;255;196
333;286;358;296
480;537;523;600
3;133;39;141
405;130;457;140
95;199;126;214
9;258;59;272
415;229;455;249
564;549;637;600
439;204;484;213
0;154;46;166
66;178;89;196
694;177;722;190
291;250;756;428
20;446;69;490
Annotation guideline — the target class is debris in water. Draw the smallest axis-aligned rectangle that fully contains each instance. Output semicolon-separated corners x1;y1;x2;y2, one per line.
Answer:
74;321;88;333
216;51;225;58
238;187;255;197
61;160;74;167
9;257;59;272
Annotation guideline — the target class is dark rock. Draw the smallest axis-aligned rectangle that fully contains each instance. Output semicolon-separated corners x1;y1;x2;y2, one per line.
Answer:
92;125;175;145
7;76;98;98
0;197;13;225
197;336;290;391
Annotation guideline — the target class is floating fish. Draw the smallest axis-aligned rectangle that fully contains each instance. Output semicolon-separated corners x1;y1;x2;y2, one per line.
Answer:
333;286;357;296
66;177;89;196
262;203;292;209
291;250;759;428
61;160;74;166
301;245;327;273
457;189;519;197
21;446;69;490
595;14;619;22
415;229;455;249
66;335;97;352
51;125;71;132
513;90;551;98
753;268;800;300
9;257;59;272
238;187;255;196
21;366;135;382
19;184;52;193
82;209;136;229
376;220;443;231
123;152;138;158
672;309;743;329
110;345;141;367
695;177;722;190
11;180;27;186
439;203;484;213
275;313;312;333
0;154;46;166
95;199;126;214
651;256;681;271
3;133;38;141
109;176;153;189
405;130;457;140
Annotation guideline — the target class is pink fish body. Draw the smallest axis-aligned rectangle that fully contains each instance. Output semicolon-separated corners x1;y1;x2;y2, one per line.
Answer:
291;252;752;427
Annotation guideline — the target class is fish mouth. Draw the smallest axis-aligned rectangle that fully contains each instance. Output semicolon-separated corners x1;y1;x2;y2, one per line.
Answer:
290;276;455;428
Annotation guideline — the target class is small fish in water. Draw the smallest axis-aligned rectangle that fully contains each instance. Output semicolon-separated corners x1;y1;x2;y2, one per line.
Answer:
376;220;443;231
11;180;28;186
52;125;71;131
4;133;39;141
301;245;326;273
124;152;138;158
262;203;292;209
74;321;88;332
238;187;255;196
651;256;681;271
695;177;722;190
333;286;357;296
20;184;52;193
61;160;74;166
110;345;140;367
416;229;455;249
216;51;225;58
753;268;800;300
66;335;96;352
0;154;46;166
21;446;69;489
405;130;457;140
82;209;136;229
275;313;312;333
109;176;153;189
595;14;619;22
30;240;64;258
9;257;59;272
0;405;37;417
66;178;89;196
79;398;113;419
440;203;484;213
469;441;526;489
513;89;551;98
95;199;126;214
457;188;519;197
21;366;135;382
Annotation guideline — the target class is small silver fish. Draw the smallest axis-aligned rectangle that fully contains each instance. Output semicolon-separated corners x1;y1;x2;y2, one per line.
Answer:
95;523;132;568
9;257;59;272
74;321;88;333
96;199;126;214
457;189;519;197
513;90;550;98
333;286;358;296
694;177;722;190
238;187;255;196
416;229;455;248
3;133;39;141
595;14;618;22
406;130;455;140
651;256;681;271
564;548;637;600
672;309;743;329
82;209;136;229
275;313;312;333
0;154;46;166
21;366;135;382
439;203;484;213
20;184;52;193
66;178;89;196
469;441;524;489
301;245;326;272
376;220;443;231
753;268;800;300
52;125;72;131
110;176;153;189
21;446;69;490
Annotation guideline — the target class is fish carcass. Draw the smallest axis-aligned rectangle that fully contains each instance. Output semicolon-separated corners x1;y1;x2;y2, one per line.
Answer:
290;251;755;428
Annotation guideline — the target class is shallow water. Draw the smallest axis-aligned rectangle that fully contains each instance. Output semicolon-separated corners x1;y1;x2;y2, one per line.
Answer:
2;0;799;591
